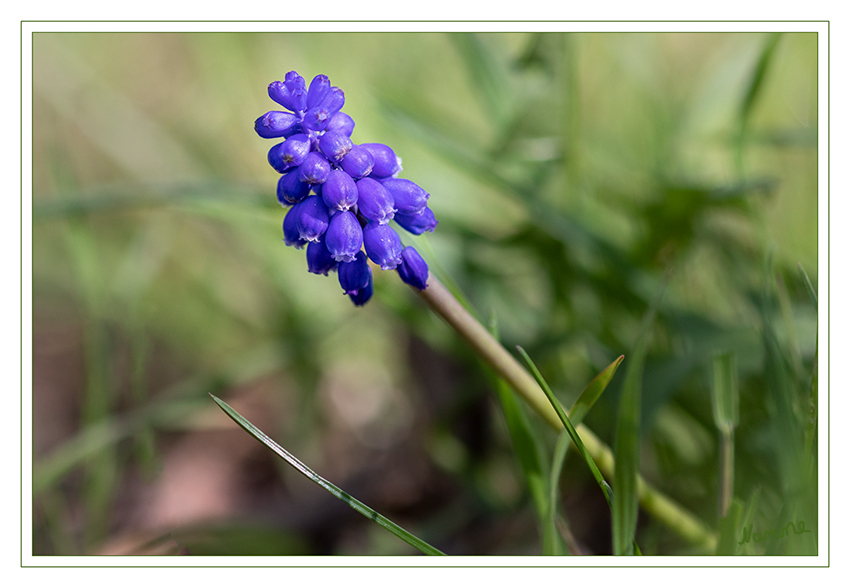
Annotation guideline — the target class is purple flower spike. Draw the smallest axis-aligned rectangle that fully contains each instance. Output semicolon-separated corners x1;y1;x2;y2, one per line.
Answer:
283;205;308;249
295;195;330;242
394;206;438;235
319;131;353;164
326;112;355;137
297;152;332;185
277;172;311;205
322;169;359;211
254;111;299;139
396;247;429;290
363;222;404;270
340;145;375;179
362;144;402;179
268;133;311;173
355;177;396;224
381;178;429;216
306;75;331;109
306;237;338;276
338;251;370;295
349;271;374;306
325;210;363;263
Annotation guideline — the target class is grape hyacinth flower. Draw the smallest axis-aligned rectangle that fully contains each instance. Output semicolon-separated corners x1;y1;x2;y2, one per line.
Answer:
255;71;437;305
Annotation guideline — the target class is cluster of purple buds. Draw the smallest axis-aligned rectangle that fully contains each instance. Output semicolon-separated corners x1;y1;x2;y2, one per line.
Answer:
255;71;437;306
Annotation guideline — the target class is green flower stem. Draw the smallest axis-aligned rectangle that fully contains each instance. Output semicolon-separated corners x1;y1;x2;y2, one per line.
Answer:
417;274;717;552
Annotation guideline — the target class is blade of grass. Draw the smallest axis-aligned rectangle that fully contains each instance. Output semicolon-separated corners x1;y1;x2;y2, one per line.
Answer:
486;313;555;553
712;351;740;519
716;498;744;555
210;394;446;556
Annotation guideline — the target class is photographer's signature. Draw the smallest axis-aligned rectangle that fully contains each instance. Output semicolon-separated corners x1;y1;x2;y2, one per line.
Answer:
739;520;812;545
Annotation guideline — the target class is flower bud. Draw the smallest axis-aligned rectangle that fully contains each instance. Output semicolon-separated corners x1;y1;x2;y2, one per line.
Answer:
338;250;370;295
277;172;311;205
319;131;353;164
349;271;374;306
306;74;331;109
396;247;429;290
297;152;332;185
340;145;375;179
355;178;396;224
326;112;355;137
363;222;403;270
283;204;308;249
394;206;438;235
322;169;359;211
295;195;330;242
306;237;338;276
254;111;299;139
381;178;428;216
268;133;311;173
325;210;363;263
361;143;402;179
283;71;307;111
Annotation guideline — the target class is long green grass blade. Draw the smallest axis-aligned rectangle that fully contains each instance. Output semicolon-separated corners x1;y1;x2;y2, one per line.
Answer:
546;432;571;555
569;355;625;426
612;298;660;555
210;394;446;556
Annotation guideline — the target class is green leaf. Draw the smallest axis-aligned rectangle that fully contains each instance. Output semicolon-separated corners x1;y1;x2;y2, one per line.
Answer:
210;394;446;556
569;355;625;426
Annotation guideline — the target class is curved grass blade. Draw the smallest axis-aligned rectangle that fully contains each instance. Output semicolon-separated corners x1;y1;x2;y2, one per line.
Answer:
569;355;625;426
210;394;445;556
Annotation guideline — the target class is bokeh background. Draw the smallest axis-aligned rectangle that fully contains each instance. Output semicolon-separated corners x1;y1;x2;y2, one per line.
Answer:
31;31;818;556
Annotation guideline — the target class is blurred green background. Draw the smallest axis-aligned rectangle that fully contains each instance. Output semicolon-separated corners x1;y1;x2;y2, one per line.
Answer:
31;31;818;556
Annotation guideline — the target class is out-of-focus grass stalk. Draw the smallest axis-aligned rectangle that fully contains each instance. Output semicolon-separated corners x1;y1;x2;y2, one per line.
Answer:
418;274;717;552
712;352;740;519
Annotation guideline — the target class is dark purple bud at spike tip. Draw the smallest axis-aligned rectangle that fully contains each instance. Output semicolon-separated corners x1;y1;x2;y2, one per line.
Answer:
326;112;355;137
295;195;330;242
277;172;311;205
394;206;438;235
349;271;374;306
363;222;404;270
297;152;332;185
381;178;429;216
361;144;402;179
322;169;359;211
319;131;353;164
338;251;370;295
306;237;338;276
325;210;364;263
306;75;331;109
355;177;396;224
254;111;299;139
283;204;308;249
283;72;307;112
340;145;375;179
396;246;429;290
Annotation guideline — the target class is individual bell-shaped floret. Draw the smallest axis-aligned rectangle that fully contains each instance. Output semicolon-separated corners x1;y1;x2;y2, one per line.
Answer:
363;222;404;270
381;178;428;216
268;133;311;173
325;210;363;263
349;270;373;306
297;152;332;185
306;74;331;109
361;143;402;179
321;169;358;211
306;237;338;276
394;206;438;235
302;87;345;132
295;195;330;242
338;250;370;295
254;111;299;139
355;178;396;224
396;246;429;290
326;112;355;137
277;171;311;205
283;204;308;249
340;145;374;179
319;131;354;164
